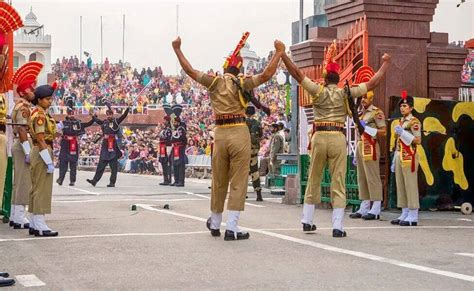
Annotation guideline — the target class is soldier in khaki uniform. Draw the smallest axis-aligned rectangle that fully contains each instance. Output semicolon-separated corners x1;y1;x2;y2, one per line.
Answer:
349;91;386;220
29;84;59;237
9;61;42;230
246;106;263;201
269;123;284;175
172;34;284;240
390;92;421;226
281;46;391;237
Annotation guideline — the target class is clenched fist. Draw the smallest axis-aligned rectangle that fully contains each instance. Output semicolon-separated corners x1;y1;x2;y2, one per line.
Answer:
382;53;391;62
274;40;286;53
172;37;182;50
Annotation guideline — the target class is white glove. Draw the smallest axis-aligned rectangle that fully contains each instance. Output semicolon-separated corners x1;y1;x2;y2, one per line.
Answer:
47;164;55;174
39;148;53;166
56;121;64;131
364;126;377;137
390;152;397;173
400;130;415;145
21;141;31;156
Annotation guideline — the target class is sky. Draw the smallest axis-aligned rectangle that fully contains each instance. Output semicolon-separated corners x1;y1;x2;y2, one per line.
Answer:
12;0;474;75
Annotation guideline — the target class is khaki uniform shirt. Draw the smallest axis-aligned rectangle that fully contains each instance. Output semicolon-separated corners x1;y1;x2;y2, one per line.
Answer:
196;72;262;116
12;99;31;135
359;104;386;140
395;113;421;151
30;106;56;142
300;77;368;123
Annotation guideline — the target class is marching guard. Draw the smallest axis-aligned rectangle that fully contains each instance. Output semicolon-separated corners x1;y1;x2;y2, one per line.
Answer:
170;104;187;187
391;91;422;226
281;41;391;237
29;83;59;236
10;62;42;229
246;105;264;202
0;3;29;285
172;32;282;240
56;97;95;186
158;104;173;186
349;68;387;220
87;103;130;187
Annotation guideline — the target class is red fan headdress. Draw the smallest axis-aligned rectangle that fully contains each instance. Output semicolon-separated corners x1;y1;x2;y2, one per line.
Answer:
12;62;43;94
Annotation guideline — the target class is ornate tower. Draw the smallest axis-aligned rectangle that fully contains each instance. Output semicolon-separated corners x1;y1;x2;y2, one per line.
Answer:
13;7;51;85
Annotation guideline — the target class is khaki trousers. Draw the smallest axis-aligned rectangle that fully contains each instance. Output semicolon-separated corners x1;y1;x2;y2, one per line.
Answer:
356;141;383;201
12;139;32;205
304;132;347;208
29;146;53;214
211;125;250;212
0;134;7;206
395;152;420;209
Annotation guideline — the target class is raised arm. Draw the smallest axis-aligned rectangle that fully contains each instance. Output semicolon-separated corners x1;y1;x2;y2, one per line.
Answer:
81;115;96;128
366;53;391;92
254;40;285;85
281;53;305;84
172;37;200;81
117;107;130;124
92;114;104;125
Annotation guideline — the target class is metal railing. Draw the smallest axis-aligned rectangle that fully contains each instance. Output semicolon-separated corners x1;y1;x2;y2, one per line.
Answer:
299;15;368;107
459;87;474;102
49;105;161;115
77;156;100;168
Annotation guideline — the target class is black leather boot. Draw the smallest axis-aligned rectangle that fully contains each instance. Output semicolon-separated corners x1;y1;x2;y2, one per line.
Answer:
86;179;97;187
206;217;221;237
256;190;263;202
302;223;317;232
224;230;250;241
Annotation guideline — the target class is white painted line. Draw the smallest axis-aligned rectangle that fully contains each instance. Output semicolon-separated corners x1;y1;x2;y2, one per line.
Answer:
244;201;266;208
53;198;206;204
457;218;473;222
66;186;100;195
181;191;265;208
455;253;474;258
136;204;474;283
15;274;46;287
259;226;474;231
0;231;208;243
181;191;210;200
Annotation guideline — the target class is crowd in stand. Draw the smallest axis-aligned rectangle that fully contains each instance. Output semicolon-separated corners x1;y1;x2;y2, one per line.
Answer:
52;55;291;175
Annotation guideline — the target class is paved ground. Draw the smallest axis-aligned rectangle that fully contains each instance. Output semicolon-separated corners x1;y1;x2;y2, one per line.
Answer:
1;170;473;290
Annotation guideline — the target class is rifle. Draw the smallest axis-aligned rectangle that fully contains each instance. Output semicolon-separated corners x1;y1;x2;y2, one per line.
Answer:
344;80;364;134
231;78;271;116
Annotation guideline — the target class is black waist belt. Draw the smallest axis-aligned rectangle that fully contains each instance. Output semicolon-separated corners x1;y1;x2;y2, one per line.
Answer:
33;140;54;147
315;126;344;132
215;117;246;126
0;124;5;132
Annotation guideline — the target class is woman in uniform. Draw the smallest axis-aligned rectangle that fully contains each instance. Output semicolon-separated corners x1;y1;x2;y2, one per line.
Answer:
29;83;59;237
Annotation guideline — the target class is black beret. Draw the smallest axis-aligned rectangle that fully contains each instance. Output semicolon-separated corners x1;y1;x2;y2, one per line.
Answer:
34;84;55;100
398;93;414;107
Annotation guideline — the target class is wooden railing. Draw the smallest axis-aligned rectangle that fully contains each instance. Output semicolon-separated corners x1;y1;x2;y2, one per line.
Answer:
299;15;369;107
